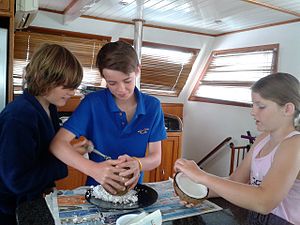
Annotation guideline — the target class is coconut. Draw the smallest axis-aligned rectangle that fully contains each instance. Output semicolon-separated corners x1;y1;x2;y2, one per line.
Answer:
92;185;138;204
173;172;208;205
114;167;134;196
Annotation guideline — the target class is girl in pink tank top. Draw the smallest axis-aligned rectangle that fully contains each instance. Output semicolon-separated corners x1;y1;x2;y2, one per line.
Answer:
251;132;300;224
174;73;300;225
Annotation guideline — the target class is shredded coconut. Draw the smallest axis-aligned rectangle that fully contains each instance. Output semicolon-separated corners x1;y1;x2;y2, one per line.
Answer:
92;185;138;204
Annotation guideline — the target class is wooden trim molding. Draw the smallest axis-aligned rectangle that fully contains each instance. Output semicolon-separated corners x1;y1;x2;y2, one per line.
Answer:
242;0;300;17
25;26;111;41
8;16;14;102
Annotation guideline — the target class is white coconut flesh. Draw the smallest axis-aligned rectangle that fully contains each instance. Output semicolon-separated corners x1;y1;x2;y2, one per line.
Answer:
175;173;208;199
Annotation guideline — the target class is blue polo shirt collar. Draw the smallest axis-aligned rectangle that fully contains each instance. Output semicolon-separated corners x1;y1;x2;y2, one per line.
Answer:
106;87;146;116
134;87;146;116
106;88;119;112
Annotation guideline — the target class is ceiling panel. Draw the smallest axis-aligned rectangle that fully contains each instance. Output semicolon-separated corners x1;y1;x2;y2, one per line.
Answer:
37;0;300;35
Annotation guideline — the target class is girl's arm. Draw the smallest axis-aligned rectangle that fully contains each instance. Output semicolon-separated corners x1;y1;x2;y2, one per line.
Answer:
182;133;266;199
175;134;300;214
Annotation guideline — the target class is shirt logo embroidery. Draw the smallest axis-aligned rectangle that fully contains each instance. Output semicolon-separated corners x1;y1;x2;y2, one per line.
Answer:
138;128;149;134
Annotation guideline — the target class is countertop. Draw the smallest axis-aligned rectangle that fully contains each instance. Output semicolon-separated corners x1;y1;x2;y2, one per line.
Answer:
16;196;292;225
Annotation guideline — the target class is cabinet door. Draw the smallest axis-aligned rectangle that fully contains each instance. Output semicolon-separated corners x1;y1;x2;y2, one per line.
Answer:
0;0;9;11
55;166;87;190
155;136;180;181
144;132;182;183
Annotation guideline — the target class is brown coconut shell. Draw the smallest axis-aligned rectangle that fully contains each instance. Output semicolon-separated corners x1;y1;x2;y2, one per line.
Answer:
173;172;208;205
114;168;134;196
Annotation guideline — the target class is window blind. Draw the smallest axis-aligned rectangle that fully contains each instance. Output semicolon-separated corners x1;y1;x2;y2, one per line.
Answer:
189;44;279;107
13;29;111;97
120;38;199;97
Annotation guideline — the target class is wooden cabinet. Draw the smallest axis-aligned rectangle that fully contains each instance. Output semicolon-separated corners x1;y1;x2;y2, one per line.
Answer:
58;97;183;116
161;103;183;120
57;96;82;112
0;0;9;12
143;132;182;182
56;166;87;190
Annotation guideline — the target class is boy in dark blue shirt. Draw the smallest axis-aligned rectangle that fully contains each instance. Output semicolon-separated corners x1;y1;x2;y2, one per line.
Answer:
0;43;84;225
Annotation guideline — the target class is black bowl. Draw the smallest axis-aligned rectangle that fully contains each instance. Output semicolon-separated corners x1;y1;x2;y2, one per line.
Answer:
85;184;158;211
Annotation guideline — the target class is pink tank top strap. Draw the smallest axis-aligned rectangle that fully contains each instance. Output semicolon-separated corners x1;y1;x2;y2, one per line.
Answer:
252;134;270;159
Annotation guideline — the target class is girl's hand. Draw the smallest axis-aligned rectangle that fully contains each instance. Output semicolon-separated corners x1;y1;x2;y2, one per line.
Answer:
173;158;208;207
174;158;206;184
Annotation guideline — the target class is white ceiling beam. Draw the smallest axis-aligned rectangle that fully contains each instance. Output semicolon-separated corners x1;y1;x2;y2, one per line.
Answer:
242;0;300;17
63;0;102;24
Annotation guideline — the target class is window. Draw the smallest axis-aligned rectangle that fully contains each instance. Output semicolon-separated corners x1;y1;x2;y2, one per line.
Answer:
13;27;111;97
120;39;199;97
189;44;279;107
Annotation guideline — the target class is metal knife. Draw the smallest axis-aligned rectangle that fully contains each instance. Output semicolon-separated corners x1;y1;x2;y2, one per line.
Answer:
86;145;111;160
70;136;111;160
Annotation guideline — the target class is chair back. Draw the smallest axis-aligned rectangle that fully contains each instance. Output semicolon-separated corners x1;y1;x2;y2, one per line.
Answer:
229;143;250;174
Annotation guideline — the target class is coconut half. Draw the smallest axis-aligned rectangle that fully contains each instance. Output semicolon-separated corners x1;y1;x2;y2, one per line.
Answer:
173;172;208;205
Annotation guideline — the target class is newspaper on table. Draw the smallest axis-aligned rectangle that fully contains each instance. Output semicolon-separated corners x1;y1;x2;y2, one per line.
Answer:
45;179;222;225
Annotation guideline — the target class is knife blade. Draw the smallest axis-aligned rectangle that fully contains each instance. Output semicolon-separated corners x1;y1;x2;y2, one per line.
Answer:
86;145;111;160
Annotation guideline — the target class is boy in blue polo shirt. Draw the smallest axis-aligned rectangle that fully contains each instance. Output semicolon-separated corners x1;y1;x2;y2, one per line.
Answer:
50;41;167;195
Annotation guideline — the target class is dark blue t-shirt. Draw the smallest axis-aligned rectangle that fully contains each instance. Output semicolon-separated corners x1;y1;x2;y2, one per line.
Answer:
0;90;67;216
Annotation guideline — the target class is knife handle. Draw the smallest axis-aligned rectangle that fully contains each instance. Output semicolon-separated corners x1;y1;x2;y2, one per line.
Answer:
70;136;94;153
70;136;86;145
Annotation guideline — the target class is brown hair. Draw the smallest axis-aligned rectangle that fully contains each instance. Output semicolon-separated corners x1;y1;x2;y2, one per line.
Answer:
251;73;300;130
96;41;139;77
24;43;83;96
